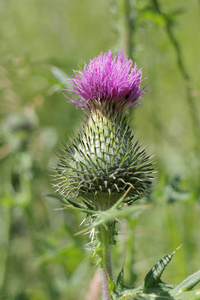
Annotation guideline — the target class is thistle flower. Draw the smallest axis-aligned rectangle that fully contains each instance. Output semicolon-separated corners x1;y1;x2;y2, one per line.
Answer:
63;50;146;111
55;50;153;211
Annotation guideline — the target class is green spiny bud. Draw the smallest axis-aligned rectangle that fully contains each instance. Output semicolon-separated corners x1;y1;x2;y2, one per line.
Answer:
55;101;153;211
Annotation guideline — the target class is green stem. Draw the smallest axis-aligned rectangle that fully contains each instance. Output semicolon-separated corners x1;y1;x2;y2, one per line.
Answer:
151;0;200;143
100;225;113;279
118;0;136;58
99;224;113;300
101;269;111;300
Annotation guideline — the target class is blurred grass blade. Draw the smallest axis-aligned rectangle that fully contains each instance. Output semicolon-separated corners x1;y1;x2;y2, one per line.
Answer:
51;66;68;85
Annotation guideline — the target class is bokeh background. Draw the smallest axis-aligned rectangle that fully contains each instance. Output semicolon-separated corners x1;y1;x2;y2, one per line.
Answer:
0;0;200;299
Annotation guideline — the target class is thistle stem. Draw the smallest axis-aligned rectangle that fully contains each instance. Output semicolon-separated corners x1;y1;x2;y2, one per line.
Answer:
100;225;113;279
101;269;111;300
99;224;113;299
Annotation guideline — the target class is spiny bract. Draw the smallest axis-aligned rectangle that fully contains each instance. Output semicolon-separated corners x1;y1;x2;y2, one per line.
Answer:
55;102;153;211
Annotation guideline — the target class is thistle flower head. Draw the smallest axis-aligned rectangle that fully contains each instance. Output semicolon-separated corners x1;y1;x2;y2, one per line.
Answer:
55;50;153;211
64;50;147;111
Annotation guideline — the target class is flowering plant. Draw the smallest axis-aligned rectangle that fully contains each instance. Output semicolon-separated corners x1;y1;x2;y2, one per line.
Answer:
53;51;200;299
63;50;146;110
56;51;152;210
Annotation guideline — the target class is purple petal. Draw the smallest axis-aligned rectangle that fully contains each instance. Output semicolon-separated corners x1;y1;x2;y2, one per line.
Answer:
63;50;148;110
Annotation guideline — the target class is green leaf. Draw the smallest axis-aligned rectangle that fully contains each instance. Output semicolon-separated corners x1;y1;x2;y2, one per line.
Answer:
108;277;115;292
142;247;181;289
47;193;95;215
172;289;200;300
172;269;200;293
116;268;124;291
87;204;142;231
119;288;200;299
47;193;68;204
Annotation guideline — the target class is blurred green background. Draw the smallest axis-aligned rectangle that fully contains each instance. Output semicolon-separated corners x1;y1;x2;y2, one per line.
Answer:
0;0;200;299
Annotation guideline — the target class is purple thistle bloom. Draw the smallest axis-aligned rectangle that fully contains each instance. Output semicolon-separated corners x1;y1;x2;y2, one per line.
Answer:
55;50;153;211
63;50;147;110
